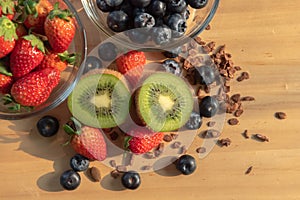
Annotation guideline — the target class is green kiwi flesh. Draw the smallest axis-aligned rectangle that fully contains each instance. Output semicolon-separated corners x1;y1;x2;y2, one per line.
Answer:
68;73;130;128
136;72;193;132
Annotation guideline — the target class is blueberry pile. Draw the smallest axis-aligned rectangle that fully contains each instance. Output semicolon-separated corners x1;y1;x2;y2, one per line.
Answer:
96;0;208;44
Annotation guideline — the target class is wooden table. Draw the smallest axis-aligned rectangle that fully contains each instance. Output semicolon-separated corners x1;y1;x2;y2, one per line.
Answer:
1;0;300;199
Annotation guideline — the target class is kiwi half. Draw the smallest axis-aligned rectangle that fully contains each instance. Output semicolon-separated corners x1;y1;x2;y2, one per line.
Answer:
136;72;193;132
68;70;130;128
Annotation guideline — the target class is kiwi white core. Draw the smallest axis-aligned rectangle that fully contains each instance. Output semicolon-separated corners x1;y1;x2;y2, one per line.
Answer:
158;95;174;112
91;92;111;108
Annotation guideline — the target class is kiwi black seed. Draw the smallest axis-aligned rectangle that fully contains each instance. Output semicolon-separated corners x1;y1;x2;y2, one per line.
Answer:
135;72;193;132
67;71;130;128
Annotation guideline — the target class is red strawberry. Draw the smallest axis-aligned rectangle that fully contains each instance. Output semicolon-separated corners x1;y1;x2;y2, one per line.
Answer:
125;128;164;154
0;62;13;94
0;0;15;20
36;51;76;72
44;3;75;53
10;68;60;106
0;16;17;59
63;118;107;161
0;74;13;94
23;0;53;34
10;34;45;78
116;50;146;86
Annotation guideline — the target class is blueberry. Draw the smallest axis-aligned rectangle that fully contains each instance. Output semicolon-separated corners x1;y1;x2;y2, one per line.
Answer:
199;96;219;118
147;0;166;17
121;171;141;190
133;7;146;16
96;0;114;12
98;42;118;61
163;46;182;58
107;10;130;32
185;111;202;130
36;116;59;137
180;7;190;20
162;59;181;76
70;154;90;172
151;26;172;45
194;65;216;85
60;169;81;190
134;13;155;28
166;13;187;38
176;154;197;175
186;0;208;9
84;56;103;74
154;17;164;27
104;0;123;7
167;0;187;13
130;0;151;8
119;0;134;16
128;28;151;44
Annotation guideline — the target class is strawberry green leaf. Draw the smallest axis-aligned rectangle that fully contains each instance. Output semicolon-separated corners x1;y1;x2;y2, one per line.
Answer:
48;2;73;21
22;0;39;17
23;34;45;53
0;0;15;15
0;16;18;41
124;136;132;150
8;104;21;111
2;94;13;105
63;124;76;135
0;62;12;76
70;117;82;131
58;51;76;65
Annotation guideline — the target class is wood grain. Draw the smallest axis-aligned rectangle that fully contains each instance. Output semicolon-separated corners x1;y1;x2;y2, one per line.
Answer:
1;0;300;199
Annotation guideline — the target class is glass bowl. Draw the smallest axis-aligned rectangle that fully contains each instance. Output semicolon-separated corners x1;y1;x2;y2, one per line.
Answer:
0;0;87;120
82;0;219;49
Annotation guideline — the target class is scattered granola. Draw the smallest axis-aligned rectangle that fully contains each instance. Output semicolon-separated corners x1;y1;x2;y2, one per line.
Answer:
218;138;231;147
253;134;269;142
275;112;287;120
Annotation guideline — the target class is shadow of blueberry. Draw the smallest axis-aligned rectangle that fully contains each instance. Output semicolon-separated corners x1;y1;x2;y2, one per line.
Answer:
100;173;126;191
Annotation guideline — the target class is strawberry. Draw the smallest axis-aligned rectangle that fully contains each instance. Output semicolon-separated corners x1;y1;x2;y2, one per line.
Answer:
22;0;53;34
44;2;75;53
63;118;107;161
0;62;13;94
125;128;164;154
10;34;45;78
116;50;146;87
0;0;15;20
10;67;60;106
36;51;76;72
0;16;18;59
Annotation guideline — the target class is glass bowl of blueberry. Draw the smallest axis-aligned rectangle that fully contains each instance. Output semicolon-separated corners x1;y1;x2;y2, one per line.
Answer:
82;0;219;48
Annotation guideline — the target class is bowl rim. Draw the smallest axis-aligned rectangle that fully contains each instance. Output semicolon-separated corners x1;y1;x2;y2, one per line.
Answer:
0;0;87;120
82;0;220;49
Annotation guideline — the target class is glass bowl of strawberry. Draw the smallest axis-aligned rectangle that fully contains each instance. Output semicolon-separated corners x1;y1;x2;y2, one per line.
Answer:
82;0;219;49
0;0;87;119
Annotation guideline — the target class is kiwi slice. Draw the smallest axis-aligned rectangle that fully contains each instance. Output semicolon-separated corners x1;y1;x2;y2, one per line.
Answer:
68;70;130;128
136;72;193;132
